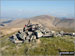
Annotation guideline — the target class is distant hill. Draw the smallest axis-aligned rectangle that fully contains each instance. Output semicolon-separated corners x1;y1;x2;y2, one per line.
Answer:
53;18;75;32
2;15;75;32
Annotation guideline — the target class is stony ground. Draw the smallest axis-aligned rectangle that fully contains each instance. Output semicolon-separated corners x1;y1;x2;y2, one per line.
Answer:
0;34;75;56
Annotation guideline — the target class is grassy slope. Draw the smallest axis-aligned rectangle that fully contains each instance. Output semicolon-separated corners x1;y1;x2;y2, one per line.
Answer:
0;34;75;56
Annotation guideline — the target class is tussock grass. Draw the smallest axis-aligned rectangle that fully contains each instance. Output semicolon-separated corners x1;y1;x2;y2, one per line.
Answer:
0;34;74;56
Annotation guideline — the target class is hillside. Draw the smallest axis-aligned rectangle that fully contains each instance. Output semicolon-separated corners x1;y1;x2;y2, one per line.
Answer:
5;15;75;32
0;15;75;35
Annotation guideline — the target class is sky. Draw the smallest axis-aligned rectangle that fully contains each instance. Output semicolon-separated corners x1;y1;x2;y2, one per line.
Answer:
1;0;75;19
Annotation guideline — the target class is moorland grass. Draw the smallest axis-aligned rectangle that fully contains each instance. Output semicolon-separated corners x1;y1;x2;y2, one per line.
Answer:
0;34;74;56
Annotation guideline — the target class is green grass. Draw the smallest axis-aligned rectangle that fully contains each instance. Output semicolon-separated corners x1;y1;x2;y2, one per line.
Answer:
0;34;75;56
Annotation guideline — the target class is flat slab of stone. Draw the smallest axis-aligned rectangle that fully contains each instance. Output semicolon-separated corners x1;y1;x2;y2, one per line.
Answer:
14;40;23;43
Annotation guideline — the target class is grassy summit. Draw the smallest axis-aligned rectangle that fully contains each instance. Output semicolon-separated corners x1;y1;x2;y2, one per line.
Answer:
0;34;75;56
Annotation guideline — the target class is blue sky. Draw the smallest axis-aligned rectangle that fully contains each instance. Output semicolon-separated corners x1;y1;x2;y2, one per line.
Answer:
1;0;75;19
